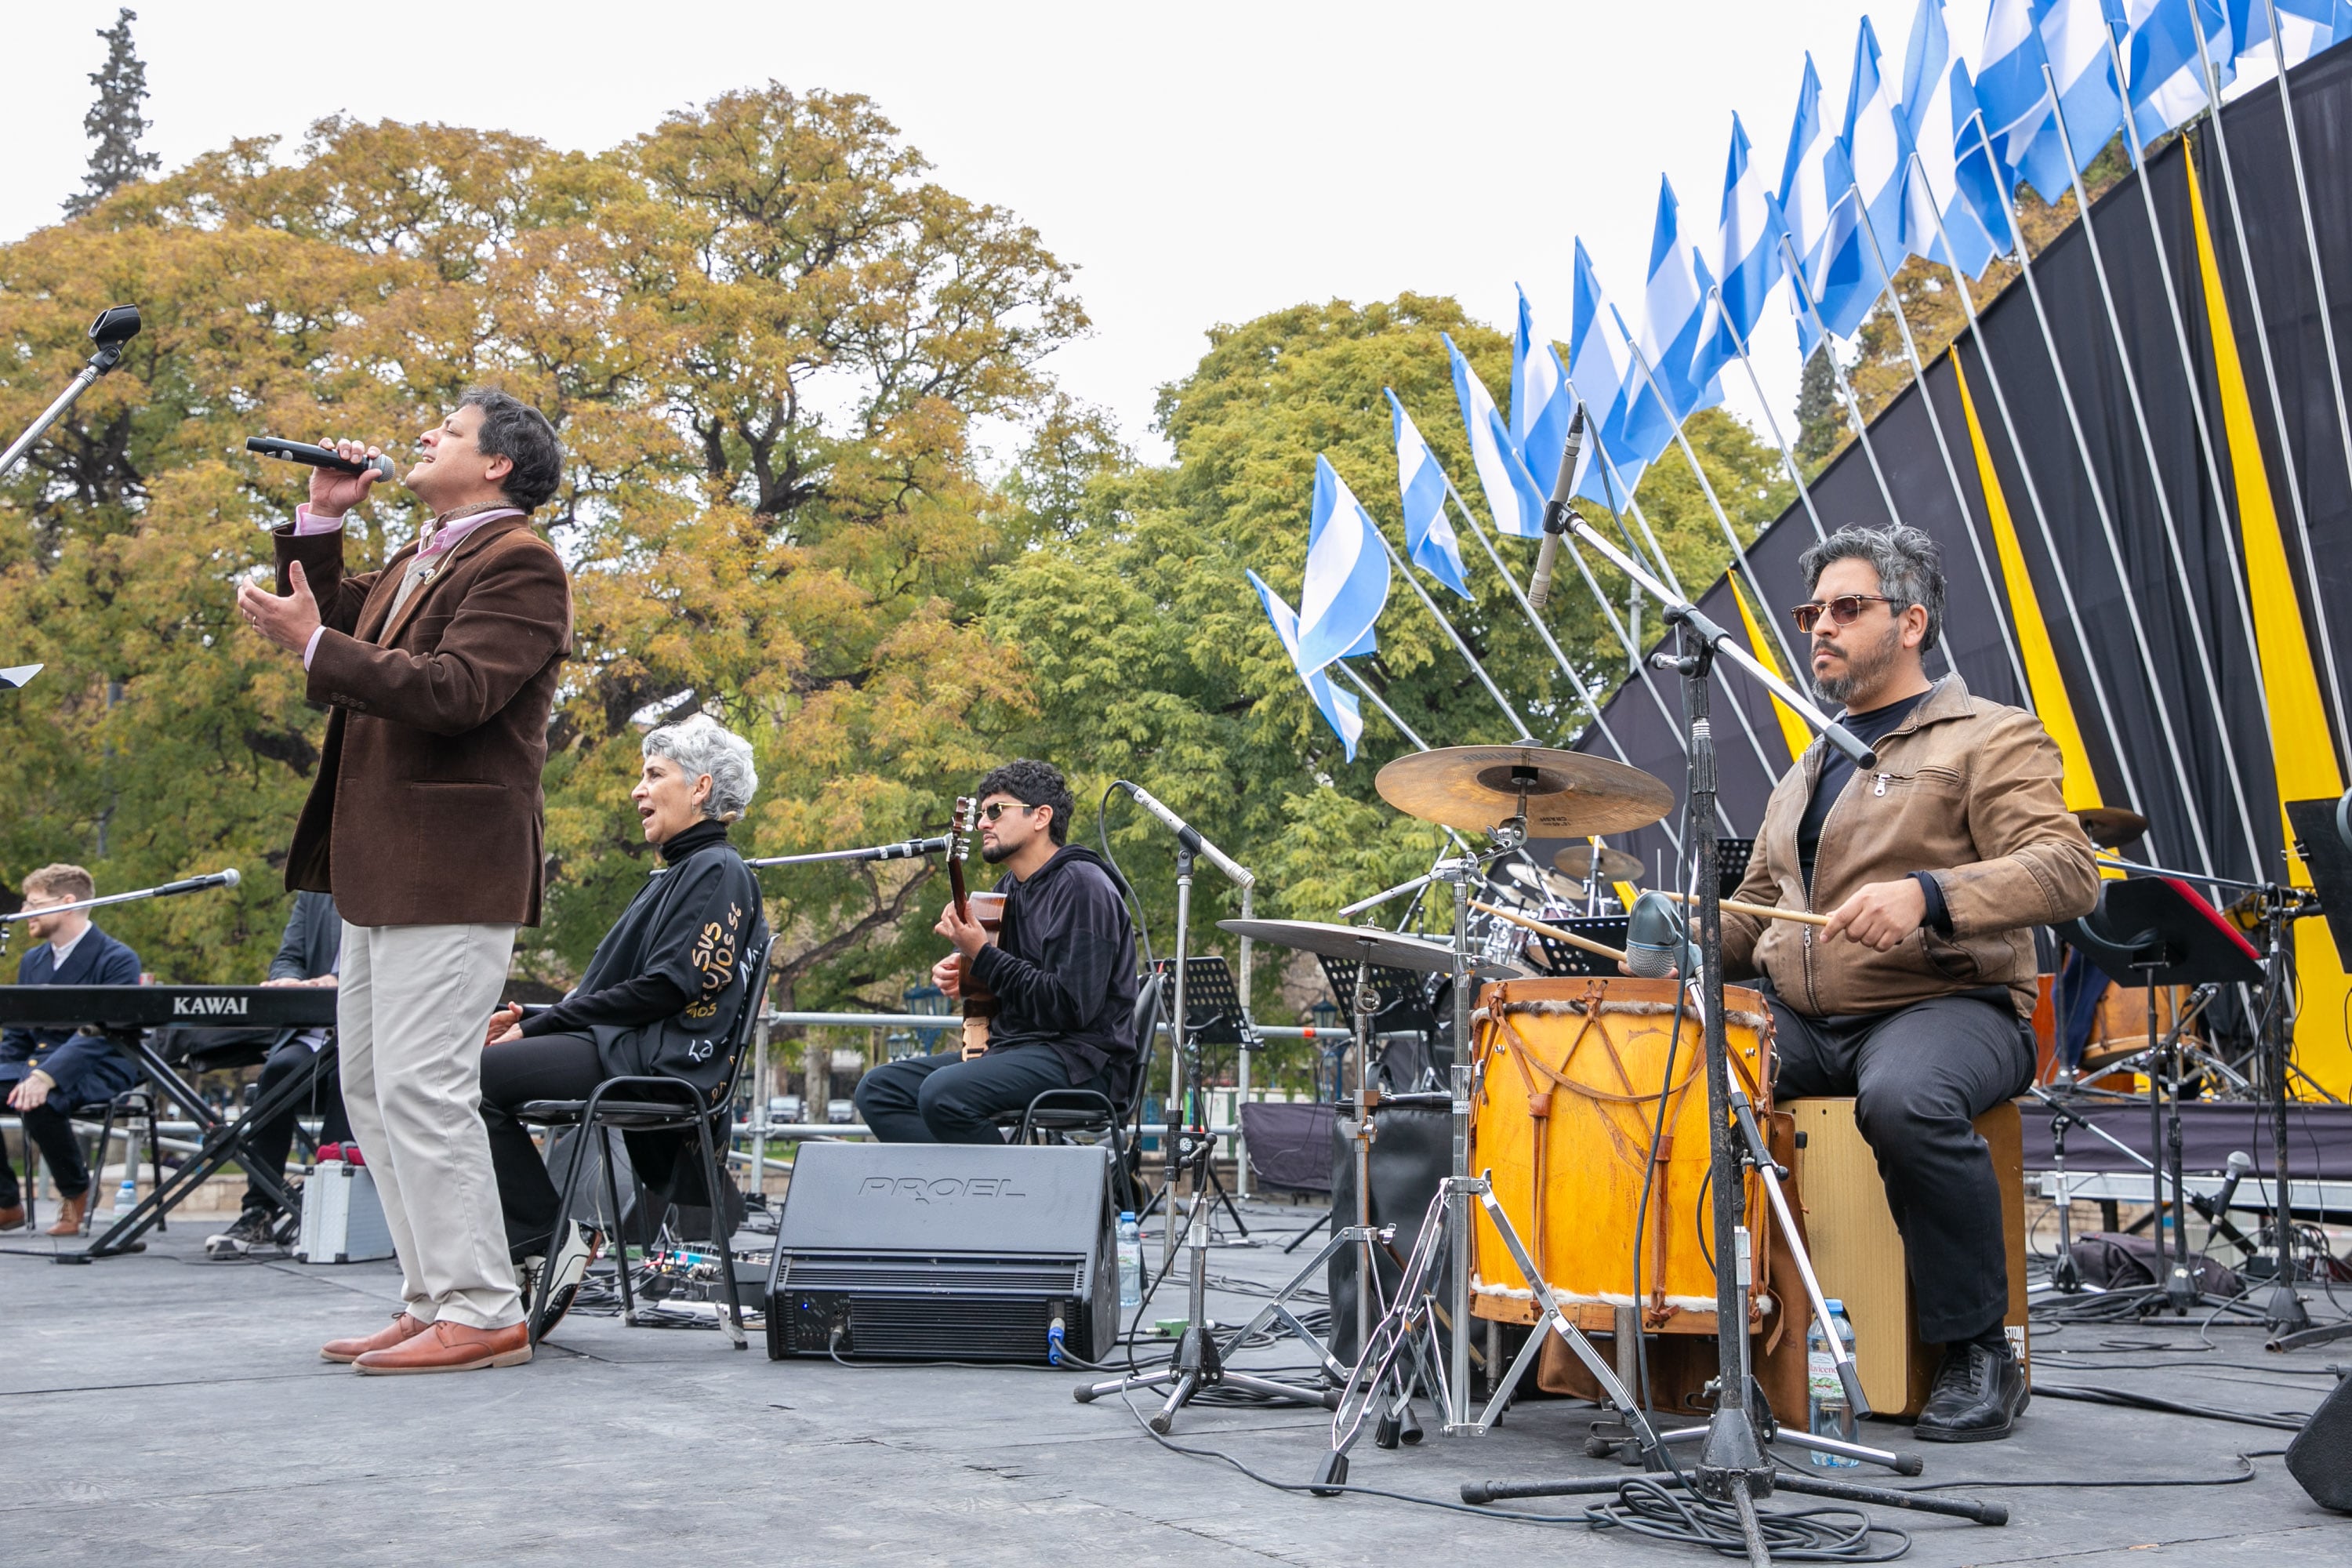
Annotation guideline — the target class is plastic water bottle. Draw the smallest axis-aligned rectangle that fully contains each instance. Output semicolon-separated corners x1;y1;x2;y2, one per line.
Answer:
1116;1212;1144;1308
1807;1299;1861;1467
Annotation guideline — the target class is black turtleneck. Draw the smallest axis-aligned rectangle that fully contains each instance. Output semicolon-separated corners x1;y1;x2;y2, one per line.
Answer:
518;818;735;1039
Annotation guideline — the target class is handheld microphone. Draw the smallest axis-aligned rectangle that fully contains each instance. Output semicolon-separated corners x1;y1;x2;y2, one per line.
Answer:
1624;890;1693;978
2203;1149;2254;1218
1113;781;1254;889
245;437;397;483
1527;403;1587;612
155;869;241;897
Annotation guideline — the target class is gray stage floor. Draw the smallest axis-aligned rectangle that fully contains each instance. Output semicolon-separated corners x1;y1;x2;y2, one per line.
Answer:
3;1199;2347;1566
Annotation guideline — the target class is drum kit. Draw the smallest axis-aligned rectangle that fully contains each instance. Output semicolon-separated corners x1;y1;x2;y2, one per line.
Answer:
1109;742;1926;1510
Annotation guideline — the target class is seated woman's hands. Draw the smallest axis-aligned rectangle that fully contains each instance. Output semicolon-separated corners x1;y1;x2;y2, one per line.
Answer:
484;1003;524;1047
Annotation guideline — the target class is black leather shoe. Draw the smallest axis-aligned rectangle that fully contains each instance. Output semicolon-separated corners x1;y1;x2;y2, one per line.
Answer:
1915;1341;2028;1443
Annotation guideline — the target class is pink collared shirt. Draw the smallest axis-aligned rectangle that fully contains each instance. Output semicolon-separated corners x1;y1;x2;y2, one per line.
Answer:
293;503;524;666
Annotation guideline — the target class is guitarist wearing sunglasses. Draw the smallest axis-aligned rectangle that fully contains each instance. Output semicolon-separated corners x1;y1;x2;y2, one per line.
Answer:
1724;524;2097;1444
855;760;1139;1144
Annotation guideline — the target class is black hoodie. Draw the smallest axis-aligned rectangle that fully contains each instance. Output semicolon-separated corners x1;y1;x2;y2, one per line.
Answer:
967;844;1138;1083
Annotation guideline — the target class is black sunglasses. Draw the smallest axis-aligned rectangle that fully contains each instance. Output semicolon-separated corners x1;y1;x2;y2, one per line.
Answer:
1790;593;1900;633
980;800;1038;822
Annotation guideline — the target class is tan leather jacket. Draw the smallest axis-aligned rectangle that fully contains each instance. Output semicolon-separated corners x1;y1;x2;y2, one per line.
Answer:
1722;673;2098;1019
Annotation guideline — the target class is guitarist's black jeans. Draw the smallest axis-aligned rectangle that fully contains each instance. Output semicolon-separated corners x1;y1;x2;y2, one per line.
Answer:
855;1044;1098;1145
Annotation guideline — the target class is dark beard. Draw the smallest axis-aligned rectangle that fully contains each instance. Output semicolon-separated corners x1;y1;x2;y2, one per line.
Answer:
1813;622;1902;707
980;841;1013;864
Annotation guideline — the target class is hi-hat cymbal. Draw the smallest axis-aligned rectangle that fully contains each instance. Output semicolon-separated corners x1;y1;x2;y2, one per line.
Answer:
2074;807;2151;849
1216;918;1458;974
1554;844;1645;884
1374;744;1673;839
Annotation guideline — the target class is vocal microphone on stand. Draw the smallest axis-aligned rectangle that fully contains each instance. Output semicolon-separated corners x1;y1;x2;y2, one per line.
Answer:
1526;402;1588;612
1112;780;1254;888
245;436;398;483
1621;889;1694;979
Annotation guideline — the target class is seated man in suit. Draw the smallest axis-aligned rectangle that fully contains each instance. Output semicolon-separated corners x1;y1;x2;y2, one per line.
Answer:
199;890;351;1259
0;864;145;1235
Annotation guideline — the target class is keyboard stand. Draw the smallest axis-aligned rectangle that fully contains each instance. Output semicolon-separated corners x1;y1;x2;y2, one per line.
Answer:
56;1030;332;1263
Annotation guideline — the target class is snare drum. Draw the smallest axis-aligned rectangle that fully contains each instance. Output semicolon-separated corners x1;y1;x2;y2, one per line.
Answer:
1468;975;1773;1334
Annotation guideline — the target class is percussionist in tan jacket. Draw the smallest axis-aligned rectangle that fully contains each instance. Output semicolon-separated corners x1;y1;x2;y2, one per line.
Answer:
1722;524;2097;1445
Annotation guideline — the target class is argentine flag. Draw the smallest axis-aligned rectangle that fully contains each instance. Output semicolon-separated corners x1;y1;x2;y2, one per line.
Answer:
1811;137;1890;343
1900;0;2011;275
1976;0;2054;188
1294;455;1389;677
1512;285;1577;499
1569;240;1657;503
1843;15;1916;269
2234;0;2352;67
1247;569;1363;762
1998;0;2125;198
1445;333;1548;539
2125;0;2235;135
1704;113;1787;383
1779;55;1837;356
1386;390;1472;599
1635;177;1726;428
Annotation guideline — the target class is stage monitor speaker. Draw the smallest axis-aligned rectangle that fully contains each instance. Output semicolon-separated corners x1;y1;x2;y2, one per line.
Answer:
2286;1372;2352;1513
764;1142;1116;1365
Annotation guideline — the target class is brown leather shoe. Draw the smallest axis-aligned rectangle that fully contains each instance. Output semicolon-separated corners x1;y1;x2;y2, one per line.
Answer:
44;1189;89;1236
353;1319;531;1376
0;1204;24;1232
321;1312;430;1364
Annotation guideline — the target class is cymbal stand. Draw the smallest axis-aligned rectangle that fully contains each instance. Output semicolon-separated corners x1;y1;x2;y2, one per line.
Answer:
2247;884;2313;1334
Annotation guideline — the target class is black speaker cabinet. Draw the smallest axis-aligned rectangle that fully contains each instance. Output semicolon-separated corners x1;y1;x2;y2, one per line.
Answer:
764;1142;1117;1364
2287;1371;2352;1513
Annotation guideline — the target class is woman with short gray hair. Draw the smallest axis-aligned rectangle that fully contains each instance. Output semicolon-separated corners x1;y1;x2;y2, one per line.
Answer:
472;713;768;1340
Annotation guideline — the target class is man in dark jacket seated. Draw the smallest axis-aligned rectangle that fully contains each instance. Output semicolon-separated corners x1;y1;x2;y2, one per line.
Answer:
0;864;145;1235
192;890;350;1258
476;715;766;1335
855;759;1138;1144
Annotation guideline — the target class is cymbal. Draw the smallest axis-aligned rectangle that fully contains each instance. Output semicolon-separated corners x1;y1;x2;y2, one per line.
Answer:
1216;918;1459;975
2074;806;2151;849
1500;861;1581;903
1554;844;1645;884
1374;744;1673;839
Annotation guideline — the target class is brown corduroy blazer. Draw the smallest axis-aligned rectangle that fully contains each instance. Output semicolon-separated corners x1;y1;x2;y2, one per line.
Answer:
274;514;572;927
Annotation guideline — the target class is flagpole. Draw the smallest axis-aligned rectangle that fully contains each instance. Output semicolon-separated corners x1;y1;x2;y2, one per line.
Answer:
1844;196;2034;702
1613;322;1816;688
1335;659;1428;750
2100;35;2279;771
1773;227;1918;537
2186;7;2352;771
1963;106;2220;875
1362;521;1531;739
2257;0;2352;624
1907;151;2146;815
2040;64;2263;872
1704;283;1830;542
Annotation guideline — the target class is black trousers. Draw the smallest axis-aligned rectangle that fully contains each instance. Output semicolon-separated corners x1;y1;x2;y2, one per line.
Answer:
1769;989;2035;1345
239;1040;351;1216
477;1033;612;1261
1;1101;91;1205
853;1045;1094;1145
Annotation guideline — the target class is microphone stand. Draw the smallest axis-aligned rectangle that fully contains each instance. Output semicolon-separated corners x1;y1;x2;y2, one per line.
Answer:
0;305;142;482
742;837;948;869
0;872;241;960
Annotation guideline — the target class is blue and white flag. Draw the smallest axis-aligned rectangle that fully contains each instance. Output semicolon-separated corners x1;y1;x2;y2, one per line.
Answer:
1704;114;1788;379
1635;178;1726;429
1842;15;1915;268
1444;333;1548;539
1294;455;1389;675
1247;568;1363;761
1976;0;2055;188
1568;239;1653;504
1386;389;1472;599
2125;0;2235;134
1811;137;1890;342
2009;0;2128;197
2232;0;2352;67
1778;55;1838;357
1512;285;1577;499
1900;0;2011;275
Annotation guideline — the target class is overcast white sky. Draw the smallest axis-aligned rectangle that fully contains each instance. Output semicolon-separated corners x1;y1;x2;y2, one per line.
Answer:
3;0;1997;462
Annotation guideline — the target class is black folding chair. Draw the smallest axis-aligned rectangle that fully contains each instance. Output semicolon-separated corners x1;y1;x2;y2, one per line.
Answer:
993;971;1163;1215
518;933;773;1350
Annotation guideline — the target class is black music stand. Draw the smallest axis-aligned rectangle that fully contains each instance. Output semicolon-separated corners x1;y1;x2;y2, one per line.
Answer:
2060;877;2263;1315
1527;916;1632;978
1134;956;1251;1240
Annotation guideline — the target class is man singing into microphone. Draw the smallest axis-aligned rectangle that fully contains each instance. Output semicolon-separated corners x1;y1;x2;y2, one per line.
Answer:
1722;525;2096;1442
237;390;571;1374
855;760;1138;1143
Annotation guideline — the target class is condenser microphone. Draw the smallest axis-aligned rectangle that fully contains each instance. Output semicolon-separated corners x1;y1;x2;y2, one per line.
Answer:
1527;402;1587;612
245;437;397;483
156;869;241;897
1624;890;1691;978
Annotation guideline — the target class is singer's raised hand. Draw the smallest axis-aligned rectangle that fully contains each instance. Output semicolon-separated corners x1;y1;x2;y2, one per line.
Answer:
236;559;322;656
307;436;384;515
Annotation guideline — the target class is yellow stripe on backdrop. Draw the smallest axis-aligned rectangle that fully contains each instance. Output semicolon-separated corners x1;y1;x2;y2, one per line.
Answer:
1729;575;1813;763
1949;356;2106;818
2185;143;2350;1098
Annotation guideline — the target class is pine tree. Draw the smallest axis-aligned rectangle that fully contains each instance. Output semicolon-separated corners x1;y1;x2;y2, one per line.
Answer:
64;9;158;218
1793;342;1843;471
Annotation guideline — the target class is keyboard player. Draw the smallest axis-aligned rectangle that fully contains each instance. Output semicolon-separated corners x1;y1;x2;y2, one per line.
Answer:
0;864;145;1236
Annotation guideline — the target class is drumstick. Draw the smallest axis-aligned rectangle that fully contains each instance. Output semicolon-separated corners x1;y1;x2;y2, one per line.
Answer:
1469;899;1628;964
1655;887;1832;928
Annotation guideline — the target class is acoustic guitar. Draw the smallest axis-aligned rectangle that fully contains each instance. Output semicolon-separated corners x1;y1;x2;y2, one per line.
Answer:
946;796;1004;1058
